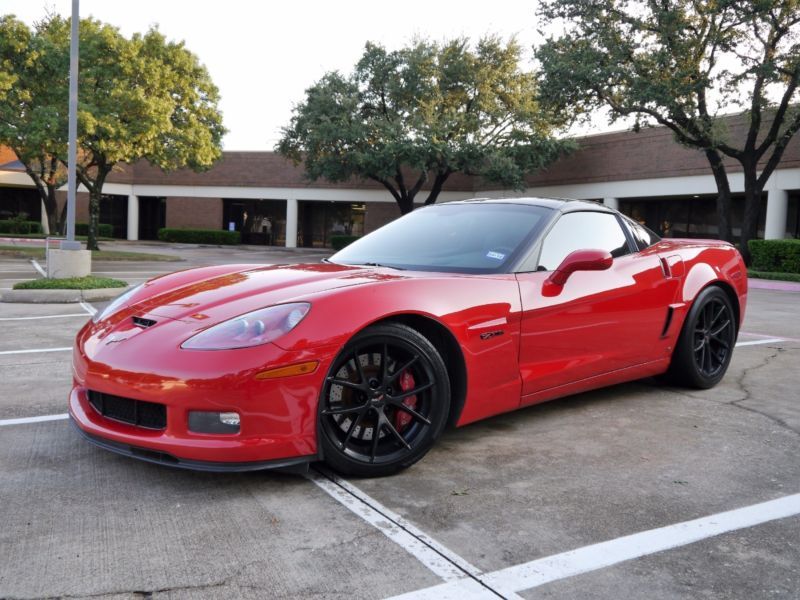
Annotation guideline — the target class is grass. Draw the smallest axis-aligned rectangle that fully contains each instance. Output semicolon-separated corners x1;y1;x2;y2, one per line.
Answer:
13;276;128;290
748;270;800;283
0;245;180;261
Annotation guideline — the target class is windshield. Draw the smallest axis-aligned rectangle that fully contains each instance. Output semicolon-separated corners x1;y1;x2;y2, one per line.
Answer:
330;203;553;273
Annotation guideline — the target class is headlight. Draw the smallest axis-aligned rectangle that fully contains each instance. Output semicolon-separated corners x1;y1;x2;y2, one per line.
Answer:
93;284;144;323
181;303;311;350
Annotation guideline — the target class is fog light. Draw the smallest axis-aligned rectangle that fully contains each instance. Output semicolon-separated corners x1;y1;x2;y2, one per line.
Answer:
188;411;240;434
219;412;240;426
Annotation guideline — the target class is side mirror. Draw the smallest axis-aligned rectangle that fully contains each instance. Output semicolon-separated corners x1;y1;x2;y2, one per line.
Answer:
543;249;613;295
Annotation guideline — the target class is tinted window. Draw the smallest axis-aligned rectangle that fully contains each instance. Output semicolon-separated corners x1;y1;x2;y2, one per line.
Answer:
622;215;661;251
538;211;630;271
331;203;552;273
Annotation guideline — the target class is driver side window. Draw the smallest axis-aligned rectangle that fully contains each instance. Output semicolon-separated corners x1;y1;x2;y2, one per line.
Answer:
538;212;631;271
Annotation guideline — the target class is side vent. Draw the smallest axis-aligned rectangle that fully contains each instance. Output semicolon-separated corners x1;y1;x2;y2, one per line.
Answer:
658;257;672;278
132;316;157;328
660;306;674;338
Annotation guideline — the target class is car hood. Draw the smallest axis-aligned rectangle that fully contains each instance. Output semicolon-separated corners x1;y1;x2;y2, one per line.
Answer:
130;263;390;325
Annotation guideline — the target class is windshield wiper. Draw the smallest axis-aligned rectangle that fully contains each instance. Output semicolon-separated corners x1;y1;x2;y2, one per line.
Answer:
356;262;406;270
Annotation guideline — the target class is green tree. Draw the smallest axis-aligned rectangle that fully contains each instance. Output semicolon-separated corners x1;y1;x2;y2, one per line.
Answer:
536;0;800;264
0;15;69;235
278;37;572;215
0;14;225;249
73;18;225;249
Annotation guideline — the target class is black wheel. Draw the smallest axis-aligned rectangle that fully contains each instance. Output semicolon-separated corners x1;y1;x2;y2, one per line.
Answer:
667;286;737;389
318;323;450;477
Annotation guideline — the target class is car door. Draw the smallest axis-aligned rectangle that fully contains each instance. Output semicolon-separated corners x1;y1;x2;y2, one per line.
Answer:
515;210;679;399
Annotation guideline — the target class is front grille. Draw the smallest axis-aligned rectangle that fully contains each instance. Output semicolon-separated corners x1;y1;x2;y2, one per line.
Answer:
87;390;166;430
132;316;157;328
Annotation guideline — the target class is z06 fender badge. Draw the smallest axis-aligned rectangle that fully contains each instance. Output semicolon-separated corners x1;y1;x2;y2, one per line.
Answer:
480;330;504;340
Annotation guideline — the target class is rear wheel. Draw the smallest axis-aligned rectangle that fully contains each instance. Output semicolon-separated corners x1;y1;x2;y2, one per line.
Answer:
319;323;450;477
667;286;736;389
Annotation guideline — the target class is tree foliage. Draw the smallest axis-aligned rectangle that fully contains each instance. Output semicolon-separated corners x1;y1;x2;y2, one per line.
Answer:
0;15;69;234
536;0;800;263
278;37;572;214
0;14;225;249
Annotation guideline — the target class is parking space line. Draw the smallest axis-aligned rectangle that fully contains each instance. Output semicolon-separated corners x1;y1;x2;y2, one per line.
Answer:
0;347;71;356
31;259;46;277
0;313;88;321
387;492;800;600
80;301;98;317
0;413;69;427
735;338;785;347
307;469;518;598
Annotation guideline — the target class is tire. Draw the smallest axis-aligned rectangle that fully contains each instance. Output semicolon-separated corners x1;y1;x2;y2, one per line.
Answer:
318;322;451;477
666;286;737;389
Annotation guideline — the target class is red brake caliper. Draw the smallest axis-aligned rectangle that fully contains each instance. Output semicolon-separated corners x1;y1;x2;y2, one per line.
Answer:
394;370;417;431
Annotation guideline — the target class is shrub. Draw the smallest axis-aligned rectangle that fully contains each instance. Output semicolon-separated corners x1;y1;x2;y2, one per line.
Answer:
330;235;360;250
748;239;800;274
157;228;241;245
75;223;115;238
14;276;128;290
0;219;43;234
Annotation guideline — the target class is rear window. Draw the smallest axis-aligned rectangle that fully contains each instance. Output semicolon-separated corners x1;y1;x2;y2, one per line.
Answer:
622;216;661;251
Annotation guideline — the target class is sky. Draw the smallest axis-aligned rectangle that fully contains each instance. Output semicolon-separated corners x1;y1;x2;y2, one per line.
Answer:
2;0;585;151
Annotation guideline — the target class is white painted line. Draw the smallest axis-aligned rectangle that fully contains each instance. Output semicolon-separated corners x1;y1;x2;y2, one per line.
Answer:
388;493;800;600
0;313;88;321
323;470;486;579
80;300;98;317
735;338;785;347
30;259;46;277
0;347;71;356
0;413;69;427
308;470;520;598
307;471;473;583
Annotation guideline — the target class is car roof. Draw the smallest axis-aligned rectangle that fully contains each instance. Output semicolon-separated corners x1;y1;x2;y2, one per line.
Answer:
448;196;615;214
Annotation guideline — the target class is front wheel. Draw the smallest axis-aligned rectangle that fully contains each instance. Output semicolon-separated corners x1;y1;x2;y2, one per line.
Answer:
667;286;737;389
318;323;450;477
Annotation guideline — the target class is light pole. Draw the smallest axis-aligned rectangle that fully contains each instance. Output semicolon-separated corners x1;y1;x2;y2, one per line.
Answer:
63;0;80;250
47;0;90;278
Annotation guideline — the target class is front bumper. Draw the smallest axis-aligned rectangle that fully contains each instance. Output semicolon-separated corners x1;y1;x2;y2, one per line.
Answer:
69;323;340;469
69;417;313;472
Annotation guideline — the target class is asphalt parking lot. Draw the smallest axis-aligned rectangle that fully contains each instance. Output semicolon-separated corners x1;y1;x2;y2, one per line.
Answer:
1;243;799;599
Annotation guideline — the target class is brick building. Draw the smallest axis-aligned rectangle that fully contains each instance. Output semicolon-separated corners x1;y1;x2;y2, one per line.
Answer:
1;120;798;245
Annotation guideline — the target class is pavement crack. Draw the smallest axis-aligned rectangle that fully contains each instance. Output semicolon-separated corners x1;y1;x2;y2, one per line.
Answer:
731;348;782;406
9;559;267;600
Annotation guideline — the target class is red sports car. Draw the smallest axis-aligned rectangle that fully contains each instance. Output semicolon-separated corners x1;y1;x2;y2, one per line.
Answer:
69;198;747;476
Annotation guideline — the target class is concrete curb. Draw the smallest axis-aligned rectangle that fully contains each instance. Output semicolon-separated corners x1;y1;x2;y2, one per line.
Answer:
748;278;800;293
0;286;130;304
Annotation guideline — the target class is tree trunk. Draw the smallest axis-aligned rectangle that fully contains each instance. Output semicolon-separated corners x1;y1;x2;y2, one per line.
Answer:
423;170;452;206
396;194;414;215
739;169;763;266
78;164;112;252
704;150;733;243
44;184;59;236
87;184;102;251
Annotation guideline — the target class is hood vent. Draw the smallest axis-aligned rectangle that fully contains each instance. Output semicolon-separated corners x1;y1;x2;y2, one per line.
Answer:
132;316;157;328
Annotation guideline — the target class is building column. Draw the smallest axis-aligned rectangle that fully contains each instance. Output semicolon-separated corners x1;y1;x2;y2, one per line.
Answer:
127;194;139;241
40;199;50;235
764;188;788;240
285;197;298;248
603;197;619;211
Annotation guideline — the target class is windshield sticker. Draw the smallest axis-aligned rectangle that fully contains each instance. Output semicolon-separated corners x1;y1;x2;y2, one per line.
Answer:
486;251;506;261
